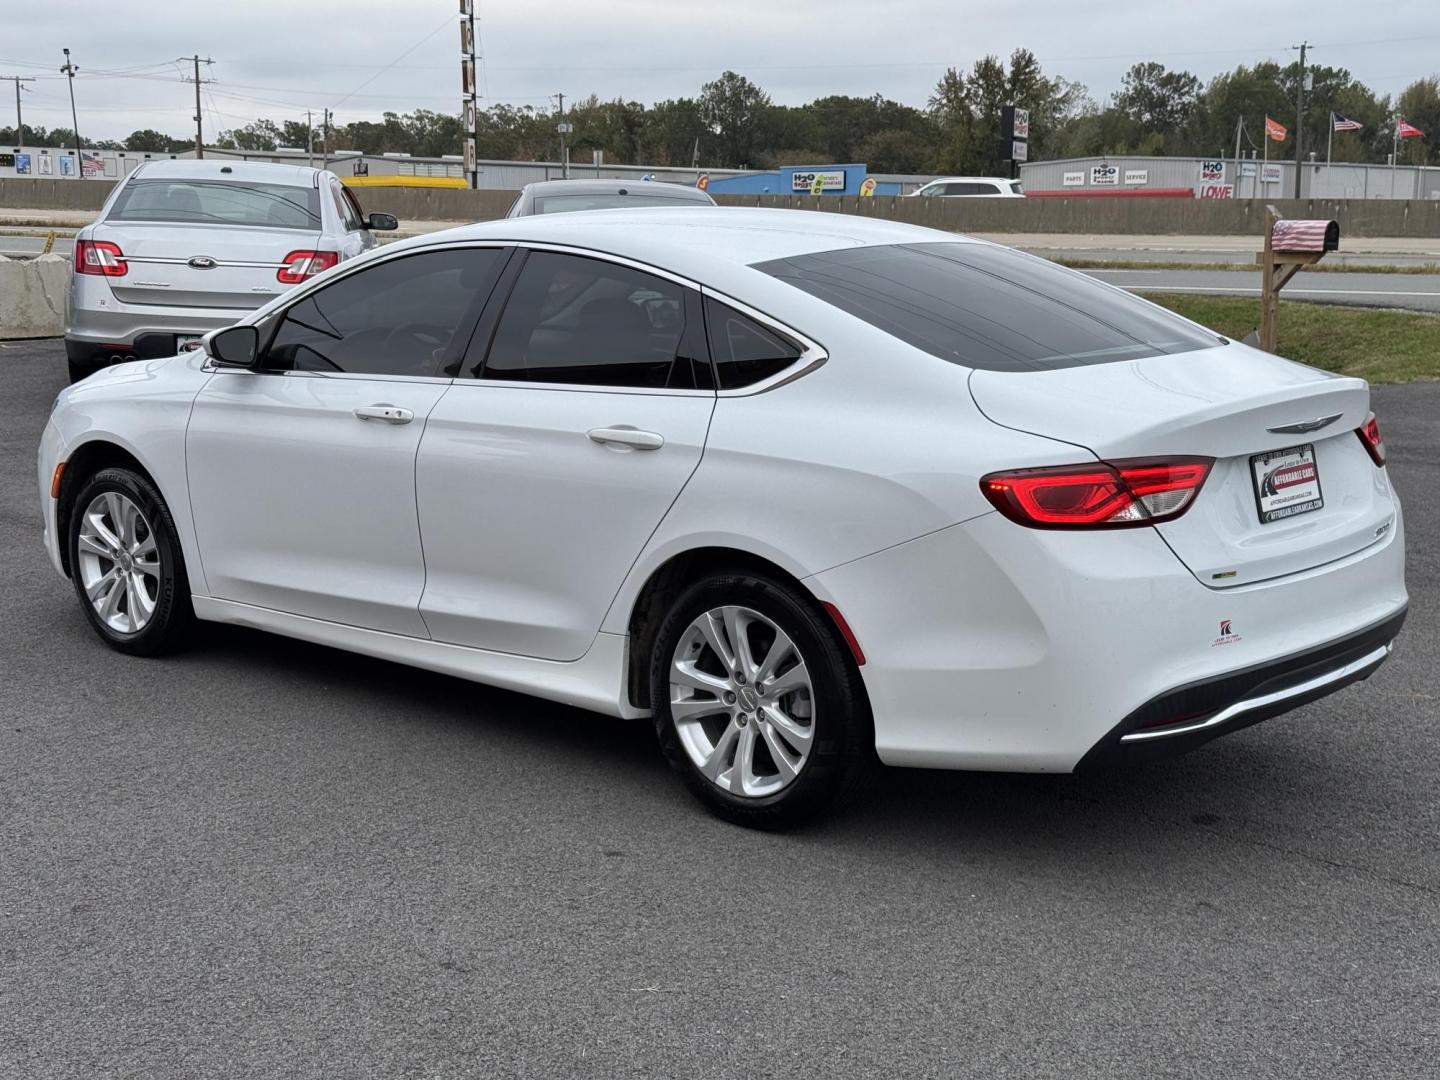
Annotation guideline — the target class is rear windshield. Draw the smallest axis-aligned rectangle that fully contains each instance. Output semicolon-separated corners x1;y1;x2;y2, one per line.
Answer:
107;179;321;230
533;193;707;214
754;242;1222;372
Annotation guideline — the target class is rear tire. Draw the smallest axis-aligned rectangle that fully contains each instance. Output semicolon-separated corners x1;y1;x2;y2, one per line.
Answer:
67;466;195;656
650;571;871;829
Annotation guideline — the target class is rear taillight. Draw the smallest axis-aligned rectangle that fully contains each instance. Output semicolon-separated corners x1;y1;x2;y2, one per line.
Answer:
1356;412;1386;467
74;239;127;277
277;250;339;284
981;457;1214;529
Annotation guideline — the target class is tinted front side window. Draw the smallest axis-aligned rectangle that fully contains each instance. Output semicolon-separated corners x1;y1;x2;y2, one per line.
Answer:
481;251;705;389
755;242;1220;372
266;248;502;377
108;180;321;230
705;299;804;389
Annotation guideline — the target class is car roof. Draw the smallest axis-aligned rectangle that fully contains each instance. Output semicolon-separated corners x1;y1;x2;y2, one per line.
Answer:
923;176;1016;185
520;178;710;198
386;206;978;293
130;159;322;187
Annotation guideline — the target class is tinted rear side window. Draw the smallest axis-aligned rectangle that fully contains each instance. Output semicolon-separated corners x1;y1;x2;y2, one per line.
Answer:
533;194;708;214
108;179;321;230
704;299;804;389
755;242;1221;372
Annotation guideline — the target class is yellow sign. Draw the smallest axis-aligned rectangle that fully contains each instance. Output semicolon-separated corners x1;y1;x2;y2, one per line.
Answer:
810;174;825;196
697;173;709;191
859;177;876;197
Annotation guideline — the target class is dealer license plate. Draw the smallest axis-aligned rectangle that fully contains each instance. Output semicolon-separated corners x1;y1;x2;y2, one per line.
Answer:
1251;444;1324;523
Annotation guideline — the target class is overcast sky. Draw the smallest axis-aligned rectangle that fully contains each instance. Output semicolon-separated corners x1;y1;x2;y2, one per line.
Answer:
5;0;1438;143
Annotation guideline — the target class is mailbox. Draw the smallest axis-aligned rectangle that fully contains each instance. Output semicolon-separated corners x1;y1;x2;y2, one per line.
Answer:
1271;219;1340;253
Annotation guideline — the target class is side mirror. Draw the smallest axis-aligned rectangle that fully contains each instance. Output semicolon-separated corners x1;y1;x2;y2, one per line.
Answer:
206;325;259;368
366;212;398;231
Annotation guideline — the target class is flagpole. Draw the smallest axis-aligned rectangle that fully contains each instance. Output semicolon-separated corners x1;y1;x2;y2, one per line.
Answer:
1392;114;1399;199
1327;114;1333;168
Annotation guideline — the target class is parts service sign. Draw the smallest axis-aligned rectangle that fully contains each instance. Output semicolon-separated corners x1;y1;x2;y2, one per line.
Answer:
1062;171;1085;187
792;170;846;193
1090;165;1119;186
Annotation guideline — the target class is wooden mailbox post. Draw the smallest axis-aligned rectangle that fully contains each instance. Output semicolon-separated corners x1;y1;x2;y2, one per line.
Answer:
1256;205;1341;352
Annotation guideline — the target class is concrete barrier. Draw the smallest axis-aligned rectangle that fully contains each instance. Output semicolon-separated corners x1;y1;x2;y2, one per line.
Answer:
0;254;69;339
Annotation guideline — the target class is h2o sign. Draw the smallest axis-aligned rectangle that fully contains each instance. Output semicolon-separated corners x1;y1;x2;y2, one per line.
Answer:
1090;165;1119;186
791;170;845;193
1200;160;1226;182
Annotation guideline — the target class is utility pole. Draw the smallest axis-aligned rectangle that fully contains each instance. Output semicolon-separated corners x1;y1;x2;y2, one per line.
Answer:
306;108;314;167
3;75;36;150
60;49;81;157
181;55;214;158
322;107;332;162
1292;41;1309;199
556;92;569;179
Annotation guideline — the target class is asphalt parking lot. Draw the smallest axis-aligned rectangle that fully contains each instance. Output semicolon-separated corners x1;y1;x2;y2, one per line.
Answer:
3;338;1437;1079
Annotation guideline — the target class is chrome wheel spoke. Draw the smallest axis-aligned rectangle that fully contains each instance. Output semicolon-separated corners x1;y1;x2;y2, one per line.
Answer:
761;703;813;754
670;696;729;724
83;511;122;555
131;533;157;560
723;606;757;678
128;572;157;624
669;603;817;801
728;723;759;795
755;630;795;687
86;567;119;602
98;573;126;622
697;611;733;670
699;720;741;781
759;720;802;780
765;660;810;697
671;659;730;696
76;532;114;560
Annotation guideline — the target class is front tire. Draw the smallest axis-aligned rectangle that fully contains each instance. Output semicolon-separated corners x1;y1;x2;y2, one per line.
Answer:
650;571;871;829
67;467;195;656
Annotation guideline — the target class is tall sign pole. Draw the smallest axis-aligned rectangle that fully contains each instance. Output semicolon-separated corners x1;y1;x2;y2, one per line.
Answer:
60;49;81;157
460;0;478;189
1292;41;1309;199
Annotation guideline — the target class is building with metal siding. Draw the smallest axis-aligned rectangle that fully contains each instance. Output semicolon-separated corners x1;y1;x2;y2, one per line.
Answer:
1020;155;1440;200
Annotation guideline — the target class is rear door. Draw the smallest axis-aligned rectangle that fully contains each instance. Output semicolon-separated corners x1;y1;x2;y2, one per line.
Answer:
415;248;715;661
95;176;325;310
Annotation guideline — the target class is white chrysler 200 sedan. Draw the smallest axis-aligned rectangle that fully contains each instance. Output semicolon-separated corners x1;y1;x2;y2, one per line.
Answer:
38;208;1408;828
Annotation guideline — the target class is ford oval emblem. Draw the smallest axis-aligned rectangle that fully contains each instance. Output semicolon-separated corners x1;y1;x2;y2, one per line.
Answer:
188;256;217;270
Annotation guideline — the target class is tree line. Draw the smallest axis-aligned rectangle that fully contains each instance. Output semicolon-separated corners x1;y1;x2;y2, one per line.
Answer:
4;54;1437;172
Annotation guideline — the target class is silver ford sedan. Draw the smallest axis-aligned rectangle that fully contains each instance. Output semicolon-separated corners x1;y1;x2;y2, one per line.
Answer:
65;159;397;382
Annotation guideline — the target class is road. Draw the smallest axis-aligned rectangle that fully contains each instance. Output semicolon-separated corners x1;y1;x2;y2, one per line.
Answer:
1082;266;1440;312
2;339;1438;1079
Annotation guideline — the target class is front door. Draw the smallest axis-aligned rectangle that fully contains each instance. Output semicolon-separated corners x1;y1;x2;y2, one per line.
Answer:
186;245;509;635
416;249;715;661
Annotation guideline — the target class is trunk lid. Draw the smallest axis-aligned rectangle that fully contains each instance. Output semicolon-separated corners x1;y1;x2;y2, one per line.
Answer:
969;342;1397;587
93;222;321;310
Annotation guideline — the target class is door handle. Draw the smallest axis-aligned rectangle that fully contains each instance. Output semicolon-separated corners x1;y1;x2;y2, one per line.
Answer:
355;404;414;424
587;426;664;451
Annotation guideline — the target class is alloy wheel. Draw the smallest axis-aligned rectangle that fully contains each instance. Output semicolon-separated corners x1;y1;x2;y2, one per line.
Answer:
76;491;160;634
669;605;815;798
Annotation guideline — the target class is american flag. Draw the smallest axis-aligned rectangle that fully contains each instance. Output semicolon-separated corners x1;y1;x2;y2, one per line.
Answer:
1272;219;1333;253
1398;117;1425;139
1332;112;1363;132
80;153;105;177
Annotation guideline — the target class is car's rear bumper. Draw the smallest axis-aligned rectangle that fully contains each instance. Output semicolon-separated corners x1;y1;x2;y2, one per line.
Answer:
1074;605;1406;769
67;276;250;363
808;502;1407;772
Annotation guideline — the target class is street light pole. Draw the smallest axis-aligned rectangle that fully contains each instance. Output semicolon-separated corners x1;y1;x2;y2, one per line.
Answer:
60;48;81;155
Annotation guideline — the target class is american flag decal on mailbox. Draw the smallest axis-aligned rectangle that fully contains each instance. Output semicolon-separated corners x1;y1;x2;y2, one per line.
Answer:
1271;219;1340;253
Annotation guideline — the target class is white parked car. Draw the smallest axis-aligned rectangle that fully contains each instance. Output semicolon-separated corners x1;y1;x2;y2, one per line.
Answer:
38;208;1407;828
65;159;398;384
911;176;1023;197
